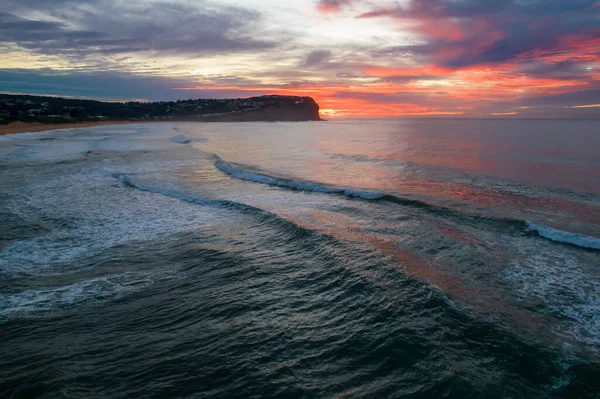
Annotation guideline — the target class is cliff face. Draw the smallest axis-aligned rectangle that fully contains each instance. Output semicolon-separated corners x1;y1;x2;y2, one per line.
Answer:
0;94;323;124
199;96;322;122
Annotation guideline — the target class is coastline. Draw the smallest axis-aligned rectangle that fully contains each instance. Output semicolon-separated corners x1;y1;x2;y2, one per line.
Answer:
0;121;161;136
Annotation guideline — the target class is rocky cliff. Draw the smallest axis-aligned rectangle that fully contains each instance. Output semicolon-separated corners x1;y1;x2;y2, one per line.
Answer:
201;96;322;122
0;94;323;124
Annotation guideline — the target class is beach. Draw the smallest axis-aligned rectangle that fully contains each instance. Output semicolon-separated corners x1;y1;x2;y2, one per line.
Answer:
0;121;157;136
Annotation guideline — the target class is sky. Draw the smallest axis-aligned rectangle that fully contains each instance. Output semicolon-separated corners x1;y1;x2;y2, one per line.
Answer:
1;0;599;117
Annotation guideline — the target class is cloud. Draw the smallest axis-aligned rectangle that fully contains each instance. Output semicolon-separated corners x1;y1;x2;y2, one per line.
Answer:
521;87;600;108
7;66;596;118
567;103;600;108
356;0;600;69
1;0;598;117
316;0;356;13
303;50;333;67
0;68;200;101
0;1;275;58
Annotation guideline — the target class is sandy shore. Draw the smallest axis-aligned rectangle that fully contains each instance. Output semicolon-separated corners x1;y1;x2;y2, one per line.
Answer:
0;121;161;136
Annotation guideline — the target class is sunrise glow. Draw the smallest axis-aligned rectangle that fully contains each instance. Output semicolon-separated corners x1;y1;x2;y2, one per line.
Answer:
1;0;599;118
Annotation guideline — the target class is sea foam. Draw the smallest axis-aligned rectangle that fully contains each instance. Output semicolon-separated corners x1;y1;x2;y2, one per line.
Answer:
526;221;600;250
504;250;600;346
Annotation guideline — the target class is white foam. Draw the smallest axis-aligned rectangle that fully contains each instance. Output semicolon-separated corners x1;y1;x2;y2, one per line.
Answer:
115;174;219;206
504;250;600;347
0;273;162;318
0;128;77;142
215;158;385;200
526;221;600;250
0;139;92;162
170;135;208;144
0;162;237;274
0;124;189;162
0;124;140;144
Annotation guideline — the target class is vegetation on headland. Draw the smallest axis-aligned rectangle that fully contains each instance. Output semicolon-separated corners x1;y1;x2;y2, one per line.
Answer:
0;94;322;124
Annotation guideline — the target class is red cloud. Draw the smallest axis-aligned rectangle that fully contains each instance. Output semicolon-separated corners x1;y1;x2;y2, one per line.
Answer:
317;0;355;13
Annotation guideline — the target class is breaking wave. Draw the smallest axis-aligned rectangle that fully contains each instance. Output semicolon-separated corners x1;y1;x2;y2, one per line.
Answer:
214;157;600;250
112;173;317;240
215;157;385;199
526;221;600;250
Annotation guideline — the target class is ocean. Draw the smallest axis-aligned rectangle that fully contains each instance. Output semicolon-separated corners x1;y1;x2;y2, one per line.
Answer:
1;118;599;398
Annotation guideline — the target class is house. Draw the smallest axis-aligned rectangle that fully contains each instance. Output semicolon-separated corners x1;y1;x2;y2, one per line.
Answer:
27;109;44;116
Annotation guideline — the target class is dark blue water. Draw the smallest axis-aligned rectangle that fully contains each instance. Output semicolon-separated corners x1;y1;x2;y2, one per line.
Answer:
1;119;599;398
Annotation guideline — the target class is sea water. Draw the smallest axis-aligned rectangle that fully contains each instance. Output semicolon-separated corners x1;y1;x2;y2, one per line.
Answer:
1;119;599;397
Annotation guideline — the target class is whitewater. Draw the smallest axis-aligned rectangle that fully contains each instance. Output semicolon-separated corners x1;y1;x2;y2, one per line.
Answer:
1;119;599;398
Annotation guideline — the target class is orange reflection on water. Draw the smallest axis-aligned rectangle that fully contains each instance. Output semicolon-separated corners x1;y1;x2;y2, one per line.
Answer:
286;207;546;334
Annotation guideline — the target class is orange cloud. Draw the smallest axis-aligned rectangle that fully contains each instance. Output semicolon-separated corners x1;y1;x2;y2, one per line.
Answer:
175;59;592;118
175;83;463;117
363;65;454;78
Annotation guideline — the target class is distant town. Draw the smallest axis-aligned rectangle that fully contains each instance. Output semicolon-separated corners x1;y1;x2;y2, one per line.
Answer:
0;94;322;124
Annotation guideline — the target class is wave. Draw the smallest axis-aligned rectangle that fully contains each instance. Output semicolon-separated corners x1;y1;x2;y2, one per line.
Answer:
214;158;600;250
112;173;316;241
214;157;385;200
114;172;270;212
325;152;600;205
214;157;521;226
525;221;600;250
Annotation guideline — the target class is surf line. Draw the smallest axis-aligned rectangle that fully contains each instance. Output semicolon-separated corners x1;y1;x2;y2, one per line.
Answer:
214;157;600;250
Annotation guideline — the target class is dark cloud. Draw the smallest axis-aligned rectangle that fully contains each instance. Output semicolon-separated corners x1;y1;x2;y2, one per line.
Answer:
297;49;357;74
515;61;595;80
356;0;600;68
521;87;600;108
0;68;214;101
0;1;275;57
303;50;333;67
0;68;302;101
481;87;600;118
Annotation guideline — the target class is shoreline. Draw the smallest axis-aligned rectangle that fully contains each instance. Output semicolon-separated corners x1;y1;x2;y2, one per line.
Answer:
0;121;162;136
